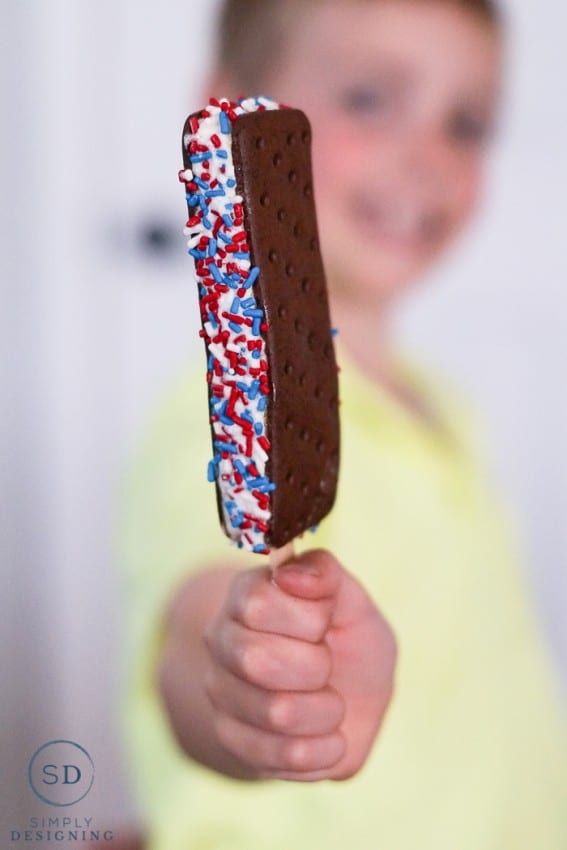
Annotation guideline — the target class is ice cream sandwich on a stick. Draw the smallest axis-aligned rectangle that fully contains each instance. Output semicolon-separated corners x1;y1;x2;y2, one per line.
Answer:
179;96;340;566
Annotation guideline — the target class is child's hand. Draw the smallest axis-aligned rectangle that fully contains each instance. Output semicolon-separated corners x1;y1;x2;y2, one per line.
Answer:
203;549;397;781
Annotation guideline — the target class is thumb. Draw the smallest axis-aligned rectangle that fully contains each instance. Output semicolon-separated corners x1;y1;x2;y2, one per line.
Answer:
271;549;342;601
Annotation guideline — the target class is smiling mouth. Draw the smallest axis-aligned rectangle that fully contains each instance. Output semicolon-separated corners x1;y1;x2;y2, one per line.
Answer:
350;196;446;252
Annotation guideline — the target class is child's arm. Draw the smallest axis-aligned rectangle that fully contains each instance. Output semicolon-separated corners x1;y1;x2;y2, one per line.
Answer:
156;549;397;782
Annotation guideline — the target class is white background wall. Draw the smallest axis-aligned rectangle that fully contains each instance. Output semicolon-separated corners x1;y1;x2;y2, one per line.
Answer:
2;0;566;834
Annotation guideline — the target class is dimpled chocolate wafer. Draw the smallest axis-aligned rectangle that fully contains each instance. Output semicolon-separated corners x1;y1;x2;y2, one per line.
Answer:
179;96;339;554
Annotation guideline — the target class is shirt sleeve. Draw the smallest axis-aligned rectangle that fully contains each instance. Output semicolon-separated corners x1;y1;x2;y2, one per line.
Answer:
116;363;254;837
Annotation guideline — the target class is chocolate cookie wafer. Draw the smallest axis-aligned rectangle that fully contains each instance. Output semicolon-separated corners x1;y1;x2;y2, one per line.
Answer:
179;96;340;555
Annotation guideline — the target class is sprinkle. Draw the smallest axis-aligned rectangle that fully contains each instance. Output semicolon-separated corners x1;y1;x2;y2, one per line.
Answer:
244;267;260;288
214;440;238;454
219;111;230;134
247;380;260;400
190;152;212;163
209;264;222;283
207;461;217;482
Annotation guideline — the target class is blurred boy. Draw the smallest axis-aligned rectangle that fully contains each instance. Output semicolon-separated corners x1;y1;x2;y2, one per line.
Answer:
119;2;567;848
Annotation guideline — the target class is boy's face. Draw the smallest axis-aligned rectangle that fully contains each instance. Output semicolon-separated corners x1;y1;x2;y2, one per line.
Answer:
259;0;501;306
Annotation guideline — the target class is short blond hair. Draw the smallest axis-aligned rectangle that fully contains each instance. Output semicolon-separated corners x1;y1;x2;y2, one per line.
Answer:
215;0;501;90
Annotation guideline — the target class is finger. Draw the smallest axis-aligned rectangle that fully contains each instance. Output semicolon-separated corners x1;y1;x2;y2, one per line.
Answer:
227;567;333;643
272;549;342;601
205;666;345;736
204;618;332;691
213;711;346;774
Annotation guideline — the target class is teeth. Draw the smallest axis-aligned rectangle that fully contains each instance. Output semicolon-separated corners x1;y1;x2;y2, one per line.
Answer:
355;197;441;243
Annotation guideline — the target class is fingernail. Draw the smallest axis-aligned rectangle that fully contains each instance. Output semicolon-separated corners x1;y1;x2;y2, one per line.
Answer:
278;559;320;577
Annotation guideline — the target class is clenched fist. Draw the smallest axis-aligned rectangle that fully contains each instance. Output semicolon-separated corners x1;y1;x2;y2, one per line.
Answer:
201;549;397;781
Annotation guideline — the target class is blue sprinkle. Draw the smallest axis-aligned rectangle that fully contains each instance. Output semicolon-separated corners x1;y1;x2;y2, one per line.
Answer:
257;395;267;412
189;248;206;259
228;321;242;334
226;178;236;188
226;277;239;290
216;149;228;159
241;297;255;309
245;267;260;289
193;176;209;189
254;422;263;435
251;349;261;359
233;251;250;260
253;544;268;554
209;264;222;283
236;382;248;393
219;404;234;426
190;152;212;163
237;541;243;548
186;193;199;205
207;311;218;329
309;524;319;533
206;188;225;198
208;238;218;257
252;318;261;336
243;308;263;318
207;461;217;482
198;195;208;210
219;111;230;134
331;328;339;337
222;214;233;228
230;297;241;313
234;459;247;475
231;516;244;528
256;481;276;493
215;439;237;453
203;217;213;230
218;231;232;244
248;380;260;400
207;354;214;369
241;410;254;424
224;500;236;511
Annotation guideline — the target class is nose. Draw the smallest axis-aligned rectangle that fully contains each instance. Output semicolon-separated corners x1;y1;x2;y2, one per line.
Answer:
403;125;456;194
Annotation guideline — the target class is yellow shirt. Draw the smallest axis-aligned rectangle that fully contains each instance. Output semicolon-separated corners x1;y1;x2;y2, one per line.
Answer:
119;343;567;849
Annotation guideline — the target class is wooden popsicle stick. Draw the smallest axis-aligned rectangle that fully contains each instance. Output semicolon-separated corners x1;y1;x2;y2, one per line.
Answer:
269;540;295;571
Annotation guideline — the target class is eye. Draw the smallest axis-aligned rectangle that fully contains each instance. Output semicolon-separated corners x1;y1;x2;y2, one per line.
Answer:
340;85;389;117
448;110;492;146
